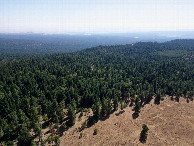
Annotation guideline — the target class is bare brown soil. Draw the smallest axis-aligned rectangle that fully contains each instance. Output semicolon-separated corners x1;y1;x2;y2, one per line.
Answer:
45;97;194;146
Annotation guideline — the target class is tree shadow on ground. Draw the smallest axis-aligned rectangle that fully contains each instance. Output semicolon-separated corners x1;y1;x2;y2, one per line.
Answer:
175;96;180;102
129;102;133;107
57;120;72;137
42;121;50;129
142;97;153;106
132;112;139;119
100;114;110;121
139;136;146;143
115;110;125;116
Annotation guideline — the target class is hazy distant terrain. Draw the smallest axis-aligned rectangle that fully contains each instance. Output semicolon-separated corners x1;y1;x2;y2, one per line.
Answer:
1;31;194;55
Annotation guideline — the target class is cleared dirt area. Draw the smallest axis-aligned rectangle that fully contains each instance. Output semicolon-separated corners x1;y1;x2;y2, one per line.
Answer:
57;97;194;146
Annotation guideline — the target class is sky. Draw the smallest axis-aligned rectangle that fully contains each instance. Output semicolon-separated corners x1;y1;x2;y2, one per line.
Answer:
0;0;194;34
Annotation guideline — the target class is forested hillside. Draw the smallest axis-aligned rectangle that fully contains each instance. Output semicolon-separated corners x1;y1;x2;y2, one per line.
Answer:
0;32;182;56
0;39;193;145
0;34;147;56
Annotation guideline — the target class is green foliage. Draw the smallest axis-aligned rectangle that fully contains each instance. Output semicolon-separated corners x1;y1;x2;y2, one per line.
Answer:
92;99;101;121
79;111;83;121
43;114;48;122
33;123;42;136
101;97;108;116
40;138;45;146
113;96;118;111
47;135;60;145
61;123;67;132
30;140;37;146
79;111;83;119
5;141;14;146
67;105;76;126
17;127;32;146
93;128;98;135
140;124;149;143
120;100;123;110
71;98;77;111
54;135;60;146
107;98;112;114
0;39;193;143
79;132;83;139
134;97;140;115
0;127;4;139
47;135;52;144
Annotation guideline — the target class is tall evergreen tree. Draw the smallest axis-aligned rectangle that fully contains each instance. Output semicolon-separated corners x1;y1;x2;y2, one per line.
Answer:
92;99;101;121
67;105;76;126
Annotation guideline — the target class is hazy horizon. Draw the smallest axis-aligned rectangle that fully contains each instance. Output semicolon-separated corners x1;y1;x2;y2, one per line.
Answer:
1;0;194;34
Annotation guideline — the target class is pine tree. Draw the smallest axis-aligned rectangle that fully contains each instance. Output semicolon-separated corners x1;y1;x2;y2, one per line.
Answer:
92;99;101;121
101;97;107;116
120;99;123;110
71;98;77;111
67;105;76;126
134;97;140;116
0;127;4;140
107;98;112;114
155;89;161;104
140;124;149;143
33;123;42;143
113;96;118;111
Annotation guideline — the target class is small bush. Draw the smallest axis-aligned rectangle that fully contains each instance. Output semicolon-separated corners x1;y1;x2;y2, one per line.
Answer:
54;123;59;129
61;123;67;132
79;132;83;139
140;124;149;143
79;111;83;121
93;128;98;135
54;135;60;145
5;141;14;146
47;135;60;145
79;111;83;118
30;140;37;146
43;114;48;122
47;135;52;144
40;139;45;146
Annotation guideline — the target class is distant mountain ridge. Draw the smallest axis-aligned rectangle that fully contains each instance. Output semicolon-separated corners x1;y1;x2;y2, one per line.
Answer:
1;33;193;55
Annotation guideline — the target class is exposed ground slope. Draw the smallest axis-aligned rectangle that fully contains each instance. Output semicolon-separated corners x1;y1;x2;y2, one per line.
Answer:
59;97;194;146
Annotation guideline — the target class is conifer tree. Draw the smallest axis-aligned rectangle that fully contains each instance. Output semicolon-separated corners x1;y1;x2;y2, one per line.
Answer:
140;124;149;143
134;97;140;116
92;99;101;121
67;105;76;126
113;96;118;111
107;98;112;114
101;97;107;116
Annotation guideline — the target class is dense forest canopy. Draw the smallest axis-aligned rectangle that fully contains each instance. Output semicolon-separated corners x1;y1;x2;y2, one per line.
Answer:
0;39;193;145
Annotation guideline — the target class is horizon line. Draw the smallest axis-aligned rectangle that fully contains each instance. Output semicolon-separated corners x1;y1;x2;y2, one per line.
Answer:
1;30;194;35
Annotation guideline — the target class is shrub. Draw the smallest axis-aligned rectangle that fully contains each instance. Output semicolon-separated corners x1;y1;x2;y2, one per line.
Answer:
79;111;83;118
79;132;83;139
93;128;98;135
79;111;83;121
61;123;67;132
140;124;149;143
5;141;14;146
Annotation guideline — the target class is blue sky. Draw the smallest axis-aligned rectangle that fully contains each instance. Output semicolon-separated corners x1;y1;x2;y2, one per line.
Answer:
0;0;194;33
